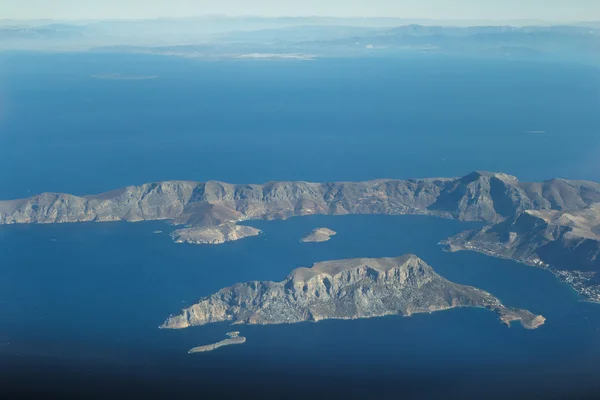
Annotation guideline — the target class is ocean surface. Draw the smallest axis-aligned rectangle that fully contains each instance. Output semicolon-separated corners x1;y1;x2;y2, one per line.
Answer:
1;53;600;397
0;53;599;200
1;216;600;397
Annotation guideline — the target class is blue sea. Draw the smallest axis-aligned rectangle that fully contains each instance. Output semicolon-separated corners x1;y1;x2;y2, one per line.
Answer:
1;53;600;398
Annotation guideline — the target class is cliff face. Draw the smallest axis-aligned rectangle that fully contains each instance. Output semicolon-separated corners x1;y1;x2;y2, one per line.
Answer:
0;181;197;224
160;255;544;330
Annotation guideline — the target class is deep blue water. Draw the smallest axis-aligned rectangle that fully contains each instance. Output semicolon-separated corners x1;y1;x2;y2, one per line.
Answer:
1;53;600;397
1;215;600;396
0;53;599;200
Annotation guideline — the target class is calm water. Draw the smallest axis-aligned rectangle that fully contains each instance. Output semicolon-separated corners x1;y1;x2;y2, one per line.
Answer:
1;53;600;397
1;216;600;394
0;53;599;200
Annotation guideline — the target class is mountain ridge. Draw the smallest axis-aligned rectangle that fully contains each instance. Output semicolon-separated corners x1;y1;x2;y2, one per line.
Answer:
2;171;599;227
160;255;545;330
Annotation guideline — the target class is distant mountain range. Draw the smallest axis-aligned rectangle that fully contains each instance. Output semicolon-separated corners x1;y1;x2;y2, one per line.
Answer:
0;18;598;63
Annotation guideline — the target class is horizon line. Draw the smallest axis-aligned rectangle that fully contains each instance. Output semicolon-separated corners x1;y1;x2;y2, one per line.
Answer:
0;15;592;23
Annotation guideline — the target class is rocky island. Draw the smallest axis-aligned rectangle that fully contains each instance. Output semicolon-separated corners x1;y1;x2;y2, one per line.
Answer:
188;331;246;354
171;223;261;245
160;255;545;330
0;171;599;300
301;227;337;243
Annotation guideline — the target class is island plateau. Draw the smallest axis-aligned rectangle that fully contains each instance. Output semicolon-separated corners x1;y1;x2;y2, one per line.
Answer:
1;171;599;300
160;255;545;330
301;227;337;243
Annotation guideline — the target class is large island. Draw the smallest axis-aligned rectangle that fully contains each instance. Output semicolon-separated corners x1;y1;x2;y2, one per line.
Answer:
160;255;545;330
1;171;599;300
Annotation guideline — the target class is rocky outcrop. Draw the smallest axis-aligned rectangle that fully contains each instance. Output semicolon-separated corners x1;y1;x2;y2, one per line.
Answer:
188;332;246;354
160;255;544;330
171;224;262;245
498;309;546;329
0;181;198;225
301;227;337;243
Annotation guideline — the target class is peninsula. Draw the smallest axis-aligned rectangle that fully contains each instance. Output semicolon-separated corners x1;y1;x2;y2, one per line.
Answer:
188;332;246;354
160;255;545;330
1;171;599;300
442;203;600;301
301;227;337;243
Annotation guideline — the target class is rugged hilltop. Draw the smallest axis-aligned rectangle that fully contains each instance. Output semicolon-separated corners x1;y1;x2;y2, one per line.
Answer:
1;171;599;299
160;255;545;330
301;227;337;243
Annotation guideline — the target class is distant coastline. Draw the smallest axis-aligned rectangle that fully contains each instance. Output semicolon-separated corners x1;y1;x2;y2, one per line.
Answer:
90;73;158;80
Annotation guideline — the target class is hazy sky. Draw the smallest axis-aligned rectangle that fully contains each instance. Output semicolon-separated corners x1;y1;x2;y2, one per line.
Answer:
1;0;598;21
